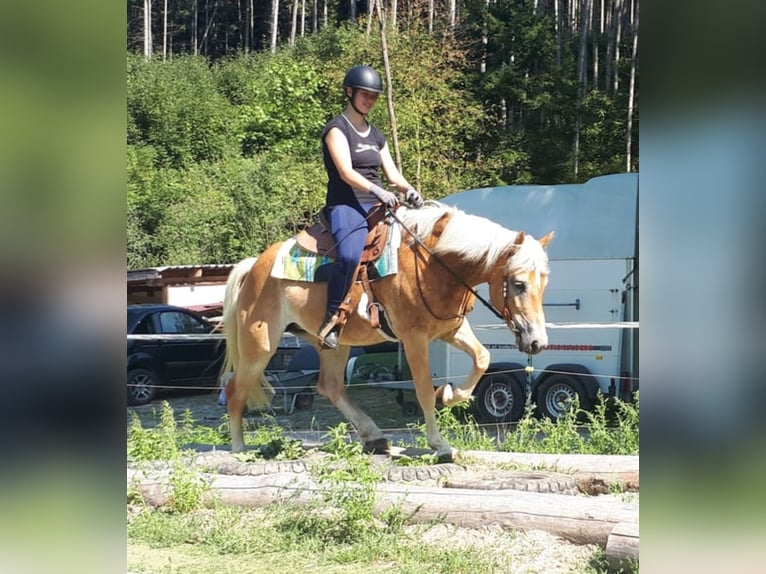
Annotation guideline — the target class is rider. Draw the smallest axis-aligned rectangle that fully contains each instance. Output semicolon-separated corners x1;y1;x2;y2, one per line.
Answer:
317;64;424;350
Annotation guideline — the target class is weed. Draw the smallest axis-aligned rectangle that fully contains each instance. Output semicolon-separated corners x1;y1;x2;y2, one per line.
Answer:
411;404;496;452
503;394;639;455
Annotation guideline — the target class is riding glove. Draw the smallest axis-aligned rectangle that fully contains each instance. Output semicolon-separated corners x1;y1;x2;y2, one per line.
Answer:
369;184;398;208
405;187;424;208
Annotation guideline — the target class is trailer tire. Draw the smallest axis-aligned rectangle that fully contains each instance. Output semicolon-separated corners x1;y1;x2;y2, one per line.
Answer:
536;374;593;420
471;373;525;424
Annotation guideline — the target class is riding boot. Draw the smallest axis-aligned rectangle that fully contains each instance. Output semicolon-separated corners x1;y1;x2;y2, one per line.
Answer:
318;312;341;350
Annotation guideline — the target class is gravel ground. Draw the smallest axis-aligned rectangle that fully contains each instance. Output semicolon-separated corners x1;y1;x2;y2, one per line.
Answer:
127;385;430;448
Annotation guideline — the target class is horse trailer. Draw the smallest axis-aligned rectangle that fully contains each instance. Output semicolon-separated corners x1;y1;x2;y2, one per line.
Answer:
349;173;639;423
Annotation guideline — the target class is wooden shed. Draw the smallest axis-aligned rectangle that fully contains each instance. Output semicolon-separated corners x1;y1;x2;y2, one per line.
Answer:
127;264;235;317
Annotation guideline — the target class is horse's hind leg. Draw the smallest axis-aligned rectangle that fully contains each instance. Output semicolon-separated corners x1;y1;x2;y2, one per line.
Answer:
434;320;490;407
316;347;389;453
227;321;281;452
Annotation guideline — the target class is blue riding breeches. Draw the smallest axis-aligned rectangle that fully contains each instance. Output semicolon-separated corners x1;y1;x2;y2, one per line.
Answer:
324;203;373;316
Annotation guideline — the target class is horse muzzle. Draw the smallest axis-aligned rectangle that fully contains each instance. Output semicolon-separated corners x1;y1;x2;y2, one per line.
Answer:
511;320;548;355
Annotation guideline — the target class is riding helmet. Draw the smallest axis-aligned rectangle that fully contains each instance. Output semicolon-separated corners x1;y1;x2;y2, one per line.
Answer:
342;65;384;94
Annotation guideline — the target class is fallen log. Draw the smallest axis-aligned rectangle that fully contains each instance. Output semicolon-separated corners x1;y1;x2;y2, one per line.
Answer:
129;468;638;547
459;450;639;490
605;521;639;570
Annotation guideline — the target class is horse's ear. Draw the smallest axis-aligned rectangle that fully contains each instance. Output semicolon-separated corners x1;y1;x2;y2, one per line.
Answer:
538;231;554;249
507;232;525;257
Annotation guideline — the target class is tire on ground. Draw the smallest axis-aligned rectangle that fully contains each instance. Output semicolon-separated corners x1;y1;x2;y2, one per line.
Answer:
443;469;579;495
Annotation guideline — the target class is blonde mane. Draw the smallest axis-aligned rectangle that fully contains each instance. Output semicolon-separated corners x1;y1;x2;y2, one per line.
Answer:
398;202;549;274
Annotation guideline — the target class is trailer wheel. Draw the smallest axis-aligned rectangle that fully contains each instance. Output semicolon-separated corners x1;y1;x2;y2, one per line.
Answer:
536;374;593;420
471;373;525;424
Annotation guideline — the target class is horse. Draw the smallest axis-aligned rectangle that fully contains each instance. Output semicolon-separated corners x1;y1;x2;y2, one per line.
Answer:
221;202;553;460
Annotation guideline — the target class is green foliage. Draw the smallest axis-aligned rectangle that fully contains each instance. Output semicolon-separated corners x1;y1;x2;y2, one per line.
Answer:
127;402;180;461
127;402;210;513
411;405;497;452
303;422;383;543
241;417;306;460
503;394;639;455
214;52;328;159
127;15;638;267
127;54;236;169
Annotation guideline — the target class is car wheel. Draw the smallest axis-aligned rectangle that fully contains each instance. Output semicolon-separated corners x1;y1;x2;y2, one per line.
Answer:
535;374;592;420
294;392;314;410
471;373;525;424
128;368;158;406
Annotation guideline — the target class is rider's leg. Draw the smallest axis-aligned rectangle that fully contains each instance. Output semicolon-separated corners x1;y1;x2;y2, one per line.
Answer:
320;203;370;349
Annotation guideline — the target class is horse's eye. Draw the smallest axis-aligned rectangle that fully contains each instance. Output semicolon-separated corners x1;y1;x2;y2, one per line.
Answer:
513;281;526;293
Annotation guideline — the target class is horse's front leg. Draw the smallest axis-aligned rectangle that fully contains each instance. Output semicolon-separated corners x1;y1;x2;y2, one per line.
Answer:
434;319;490;407
316;346;389;453
401;335;457;462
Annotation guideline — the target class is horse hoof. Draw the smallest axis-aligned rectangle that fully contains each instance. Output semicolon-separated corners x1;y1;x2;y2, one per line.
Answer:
436;452;455;464
363;438;390;455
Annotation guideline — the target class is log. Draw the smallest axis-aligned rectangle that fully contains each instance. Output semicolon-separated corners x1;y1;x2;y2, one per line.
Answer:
605;521;639;570
460;450;639;489
129;469;638;546
373;482;638;546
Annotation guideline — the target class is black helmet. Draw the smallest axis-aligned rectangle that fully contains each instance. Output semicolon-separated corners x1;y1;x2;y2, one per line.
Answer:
342;65;384;94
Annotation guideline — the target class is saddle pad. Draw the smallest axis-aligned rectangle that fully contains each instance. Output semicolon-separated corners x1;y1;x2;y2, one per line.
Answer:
271;221;401;282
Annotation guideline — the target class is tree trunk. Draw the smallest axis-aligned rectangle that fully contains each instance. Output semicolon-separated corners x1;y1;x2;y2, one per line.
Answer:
131;470;638;548
143;0;152;59
480;0;489;73
301;0;306;37
378;8;402;172
192;0;199;56
290;0;298;46
554;0;561;66
626;7;638;172
613;0;624;93
162;0;168;61
573;0;591;178
391;0;398;30
449;0;456;29
312;0;317;32
428;0;434;34
270;0;279;53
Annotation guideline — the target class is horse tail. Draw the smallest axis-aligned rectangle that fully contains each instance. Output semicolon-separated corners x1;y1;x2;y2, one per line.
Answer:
220;256;257;384
220;256;275;410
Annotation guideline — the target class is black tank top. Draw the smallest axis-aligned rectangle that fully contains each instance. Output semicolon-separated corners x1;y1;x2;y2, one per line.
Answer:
321;114;387;206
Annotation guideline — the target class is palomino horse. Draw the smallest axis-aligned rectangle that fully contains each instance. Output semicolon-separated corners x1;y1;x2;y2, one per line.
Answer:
222;202;553;460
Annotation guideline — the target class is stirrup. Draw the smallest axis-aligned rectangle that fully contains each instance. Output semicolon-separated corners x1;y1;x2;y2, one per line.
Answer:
318;314;341;350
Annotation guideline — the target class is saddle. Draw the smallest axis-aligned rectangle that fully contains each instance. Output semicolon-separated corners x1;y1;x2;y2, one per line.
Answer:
296;205;393;334
295;205;391;263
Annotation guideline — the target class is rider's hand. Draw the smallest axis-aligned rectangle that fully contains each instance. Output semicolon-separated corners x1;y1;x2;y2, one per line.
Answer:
404;187;424;208
369;184;399;208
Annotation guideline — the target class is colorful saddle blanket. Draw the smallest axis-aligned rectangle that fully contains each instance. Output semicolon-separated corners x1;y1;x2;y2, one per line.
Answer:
270;221;401;282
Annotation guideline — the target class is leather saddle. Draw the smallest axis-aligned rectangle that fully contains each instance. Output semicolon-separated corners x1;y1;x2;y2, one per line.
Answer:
295;205;395;334
295;205;391;264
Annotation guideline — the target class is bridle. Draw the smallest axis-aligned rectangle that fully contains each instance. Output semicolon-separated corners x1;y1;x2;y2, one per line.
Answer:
387;209;520;332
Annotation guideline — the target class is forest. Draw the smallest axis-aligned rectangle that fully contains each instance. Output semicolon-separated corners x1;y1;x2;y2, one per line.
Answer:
127;0;638;268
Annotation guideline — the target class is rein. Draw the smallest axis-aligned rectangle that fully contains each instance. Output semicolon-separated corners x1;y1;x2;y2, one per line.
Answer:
387;208;514;327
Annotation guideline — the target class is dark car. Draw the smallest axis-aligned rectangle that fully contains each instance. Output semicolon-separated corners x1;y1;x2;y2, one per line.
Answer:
127;304;225;406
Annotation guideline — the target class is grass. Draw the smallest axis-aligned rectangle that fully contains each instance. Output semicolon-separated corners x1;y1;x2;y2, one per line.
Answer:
128;506;613;574
127;398;639;574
